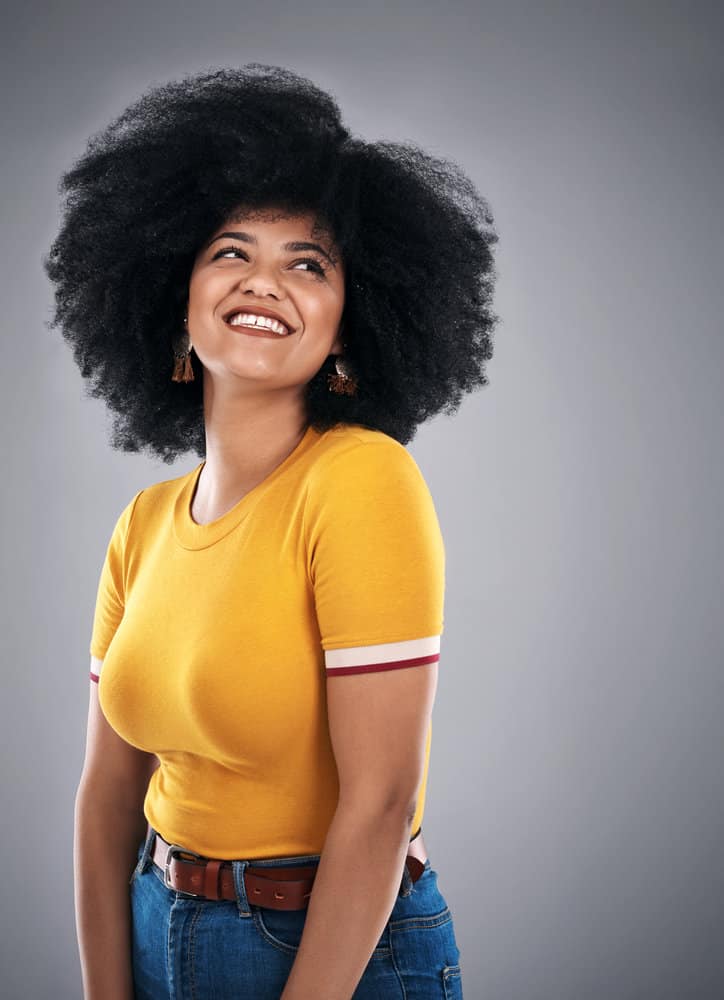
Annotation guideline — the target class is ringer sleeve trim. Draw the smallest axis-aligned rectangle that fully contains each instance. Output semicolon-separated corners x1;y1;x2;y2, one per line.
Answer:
325;635;440;677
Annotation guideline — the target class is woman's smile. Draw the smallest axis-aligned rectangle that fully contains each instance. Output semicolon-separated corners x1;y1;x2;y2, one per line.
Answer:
223;316;293;339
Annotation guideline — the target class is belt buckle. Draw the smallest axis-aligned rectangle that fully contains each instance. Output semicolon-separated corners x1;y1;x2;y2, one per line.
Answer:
164;843;206;897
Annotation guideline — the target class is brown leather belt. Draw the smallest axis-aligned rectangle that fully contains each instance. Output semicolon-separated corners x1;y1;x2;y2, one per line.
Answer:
150;825;428;910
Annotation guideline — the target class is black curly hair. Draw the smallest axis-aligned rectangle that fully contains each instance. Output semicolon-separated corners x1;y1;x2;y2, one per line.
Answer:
43;63;499;462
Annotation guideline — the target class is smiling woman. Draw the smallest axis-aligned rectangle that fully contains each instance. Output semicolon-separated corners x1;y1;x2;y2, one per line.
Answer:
45;63;497;1000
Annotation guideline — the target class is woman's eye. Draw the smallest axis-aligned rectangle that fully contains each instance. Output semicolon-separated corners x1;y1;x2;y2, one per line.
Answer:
213;246;248;260
212;246;326;276
292;259;327;276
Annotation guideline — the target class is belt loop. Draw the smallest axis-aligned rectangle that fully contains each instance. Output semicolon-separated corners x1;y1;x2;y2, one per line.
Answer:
131;823;157;883
232;860;252;917
399;860;414;898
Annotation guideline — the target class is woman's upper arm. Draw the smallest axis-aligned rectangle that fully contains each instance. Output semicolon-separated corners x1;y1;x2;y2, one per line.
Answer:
79;657;158;808
306;439;445;811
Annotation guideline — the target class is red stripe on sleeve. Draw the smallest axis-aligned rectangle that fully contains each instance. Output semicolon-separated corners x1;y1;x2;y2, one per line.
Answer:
326;652;439;677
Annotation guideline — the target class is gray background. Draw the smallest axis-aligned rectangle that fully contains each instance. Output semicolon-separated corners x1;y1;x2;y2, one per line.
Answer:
3;1;723;997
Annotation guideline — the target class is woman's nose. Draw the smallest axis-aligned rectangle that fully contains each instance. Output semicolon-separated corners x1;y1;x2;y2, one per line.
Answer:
235;260;284;297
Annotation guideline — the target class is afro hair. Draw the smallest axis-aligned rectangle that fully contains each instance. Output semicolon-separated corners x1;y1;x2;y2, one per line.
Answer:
43;63;499;462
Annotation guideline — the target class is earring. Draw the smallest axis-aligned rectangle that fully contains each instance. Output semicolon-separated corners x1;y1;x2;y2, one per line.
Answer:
171;315;195;383
327;346;358;396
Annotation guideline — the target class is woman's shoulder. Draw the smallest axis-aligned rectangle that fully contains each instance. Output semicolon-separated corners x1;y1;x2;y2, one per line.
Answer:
308;422;430;497
110;463;200;529
314;422;412;466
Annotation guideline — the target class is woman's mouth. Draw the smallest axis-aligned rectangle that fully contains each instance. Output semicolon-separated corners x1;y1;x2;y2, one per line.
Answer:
224;311;292;338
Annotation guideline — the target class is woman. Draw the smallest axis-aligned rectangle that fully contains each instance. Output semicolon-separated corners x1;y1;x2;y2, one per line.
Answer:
45;63;498;1000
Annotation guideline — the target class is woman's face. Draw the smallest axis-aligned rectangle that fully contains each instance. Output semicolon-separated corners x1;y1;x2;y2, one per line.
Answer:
187;207;346;392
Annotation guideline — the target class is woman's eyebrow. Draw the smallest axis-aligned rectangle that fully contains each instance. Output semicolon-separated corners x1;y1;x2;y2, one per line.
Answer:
205;230;335;266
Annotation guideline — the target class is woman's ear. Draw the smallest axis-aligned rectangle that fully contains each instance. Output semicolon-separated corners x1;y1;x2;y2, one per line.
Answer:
330;323;345;356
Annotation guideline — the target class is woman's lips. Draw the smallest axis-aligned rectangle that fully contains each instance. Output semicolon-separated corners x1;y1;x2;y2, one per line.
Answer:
224;320;290;340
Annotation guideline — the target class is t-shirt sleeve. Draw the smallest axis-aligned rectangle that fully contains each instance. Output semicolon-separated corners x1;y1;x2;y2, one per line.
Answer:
89;489;144;672
304;437;445;677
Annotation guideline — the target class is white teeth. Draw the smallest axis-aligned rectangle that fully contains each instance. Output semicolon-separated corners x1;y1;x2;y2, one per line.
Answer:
227;312;289;335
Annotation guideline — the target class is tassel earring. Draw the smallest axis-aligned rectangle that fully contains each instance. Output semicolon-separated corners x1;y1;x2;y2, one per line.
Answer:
327;356;357;395
327;344;358;396
171;315;195;383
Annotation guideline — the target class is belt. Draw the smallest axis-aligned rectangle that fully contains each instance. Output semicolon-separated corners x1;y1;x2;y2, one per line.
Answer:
150;825;428;910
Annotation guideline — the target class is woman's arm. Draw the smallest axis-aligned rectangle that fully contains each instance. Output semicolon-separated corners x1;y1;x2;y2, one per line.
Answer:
75;666;157;1000
280;660;438;1000
279;801;415;1000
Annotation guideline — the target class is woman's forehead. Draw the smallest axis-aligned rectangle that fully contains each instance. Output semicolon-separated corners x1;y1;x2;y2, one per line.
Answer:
216;206;330;237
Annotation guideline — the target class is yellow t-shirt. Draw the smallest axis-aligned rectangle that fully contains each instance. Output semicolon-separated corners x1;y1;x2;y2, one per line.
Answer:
90;422;445;859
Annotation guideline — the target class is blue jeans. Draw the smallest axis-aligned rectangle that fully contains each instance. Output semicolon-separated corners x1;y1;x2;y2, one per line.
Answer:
130;825;463;999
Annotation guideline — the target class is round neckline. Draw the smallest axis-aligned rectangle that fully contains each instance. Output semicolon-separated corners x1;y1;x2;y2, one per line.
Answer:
173;423;322;550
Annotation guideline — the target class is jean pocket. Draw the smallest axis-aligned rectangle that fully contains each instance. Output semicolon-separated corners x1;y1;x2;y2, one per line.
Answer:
253;904;391;957
252;905;308;954
442;962;463;998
